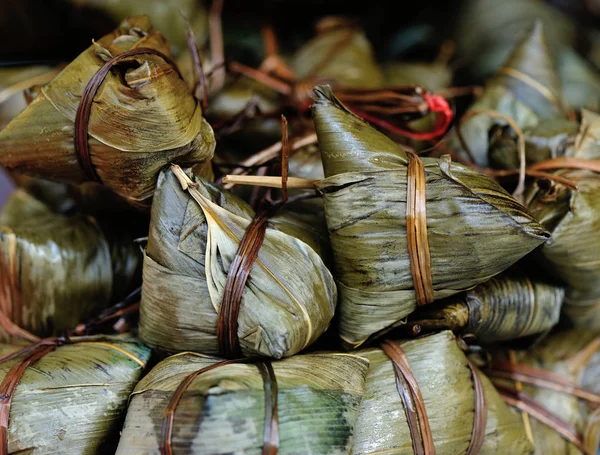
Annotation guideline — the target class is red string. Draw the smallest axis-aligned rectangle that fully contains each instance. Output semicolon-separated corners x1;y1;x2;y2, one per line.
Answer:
348;92;453;141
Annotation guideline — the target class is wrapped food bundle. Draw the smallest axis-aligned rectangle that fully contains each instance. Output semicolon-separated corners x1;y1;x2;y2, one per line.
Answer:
520;110;600;331
0;188;142;340
208;16;385;148
312;86;549;348
0;336;150;454
355;331;534;454
403;272;564;343
291;17;384;90
458;22;568;167
488;119;579;171
0;16;215;204
453;0;577;80
116;352;369;454
140;166;336;358
486;330;600;455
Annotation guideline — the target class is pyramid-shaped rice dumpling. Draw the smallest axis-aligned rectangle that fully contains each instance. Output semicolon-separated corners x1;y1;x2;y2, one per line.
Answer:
0;16;215;203
140;167;336;359
311;86;549;348
291;17;384;89
355;331;534;454
454;0;577;80
459;22;567;167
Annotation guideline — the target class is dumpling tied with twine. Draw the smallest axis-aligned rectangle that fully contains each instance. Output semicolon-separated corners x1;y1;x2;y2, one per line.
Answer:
354;331;534;455
116;352;369;454
140;166;336;359
457;21;568;167
0;16;215;204
311;85;549;349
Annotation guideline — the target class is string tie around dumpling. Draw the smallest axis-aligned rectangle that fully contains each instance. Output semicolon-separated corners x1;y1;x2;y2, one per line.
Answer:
74;48;182;182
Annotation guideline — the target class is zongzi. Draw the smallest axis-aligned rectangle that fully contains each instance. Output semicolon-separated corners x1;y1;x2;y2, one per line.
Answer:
312;86;549;348
291;17;384;90
454;0;577;80
140;166;336;358
0;16;215;203
486;330;600;454
116;351;369;454
403;272;563;343
0;336;150;454
458;22;568;167
354;331;534;454
487;119;579;170
524;109;600;331
0;189;142;340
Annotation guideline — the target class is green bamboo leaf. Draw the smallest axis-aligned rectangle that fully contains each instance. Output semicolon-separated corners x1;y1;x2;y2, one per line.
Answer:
488;119;578;170
140;168;336;358
384;62;452;92
116;352;369;454
0;65;58;130
558;48;600;112
454;0;577;80
312;86;408;177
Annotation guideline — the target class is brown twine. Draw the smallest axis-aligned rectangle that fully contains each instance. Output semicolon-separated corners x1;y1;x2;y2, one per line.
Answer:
258;362;280;455
465;360;487;455
496;384;593;455
74;47;182;182
381;340;435;455
0;338;62;455
405;151;434;306
217;116;291;358
217;211;269;358
160;359;279;455
486;360;600;405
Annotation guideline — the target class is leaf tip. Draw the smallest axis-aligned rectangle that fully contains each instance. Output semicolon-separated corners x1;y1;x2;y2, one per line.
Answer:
170;164;193;191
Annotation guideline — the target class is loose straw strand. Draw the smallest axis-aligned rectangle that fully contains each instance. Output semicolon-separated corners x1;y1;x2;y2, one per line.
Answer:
223;133;318;188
